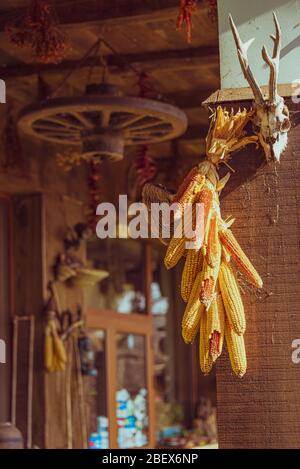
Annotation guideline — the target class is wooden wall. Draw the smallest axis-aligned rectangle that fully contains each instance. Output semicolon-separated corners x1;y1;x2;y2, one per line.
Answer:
215;97;300;448
43;193;87;449
0;105;89;447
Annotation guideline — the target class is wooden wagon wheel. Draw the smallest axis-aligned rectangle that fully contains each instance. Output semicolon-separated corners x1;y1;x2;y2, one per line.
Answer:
18;85;188;162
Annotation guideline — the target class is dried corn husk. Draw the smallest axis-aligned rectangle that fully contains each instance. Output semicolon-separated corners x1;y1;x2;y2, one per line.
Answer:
206;106;258;166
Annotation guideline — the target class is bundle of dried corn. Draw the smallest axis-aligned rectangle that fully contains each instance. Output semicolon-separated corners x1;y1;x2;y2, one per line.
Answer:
143;107;262;377
44;287;67;372
44;314;67;372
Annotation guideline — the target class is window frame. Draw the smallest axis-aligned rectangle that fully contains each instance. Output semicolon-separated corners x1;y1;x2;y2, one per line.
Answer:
86;242;155;449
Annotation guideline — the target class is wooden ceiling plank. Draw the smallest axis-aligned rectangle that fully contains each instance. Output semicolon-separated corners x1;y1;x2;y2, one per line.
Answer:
0;0;181;32
0;45;219;79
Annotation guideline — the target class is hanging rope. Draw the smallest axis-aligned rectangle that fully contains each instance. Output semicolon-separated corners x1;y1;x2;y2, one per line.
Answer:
51;37;102;97
176;0;198;43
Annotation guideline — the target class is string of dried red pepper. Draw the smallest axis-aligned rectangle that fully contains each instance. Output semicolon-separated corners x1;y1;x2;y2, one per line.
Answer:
135;145;157;188
206;0;218;23
86;159;102;230
176;0;198;43
134;73;157;189
5;0;70;64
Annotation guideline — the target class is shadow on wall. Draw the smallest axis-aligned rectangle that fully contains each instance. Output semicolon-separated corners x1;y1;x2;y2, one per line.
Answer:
218;0;292;33
218;0;300;88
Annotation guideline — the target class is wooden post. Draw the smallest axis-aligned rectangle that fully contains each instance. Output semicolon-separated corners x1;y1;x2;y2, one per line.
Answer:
204;89;300;448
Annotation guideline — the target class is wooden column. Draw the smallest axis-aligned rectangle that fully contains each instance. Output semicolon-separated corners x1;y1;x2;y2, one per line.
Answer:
12;194;45;448
204;90;300;448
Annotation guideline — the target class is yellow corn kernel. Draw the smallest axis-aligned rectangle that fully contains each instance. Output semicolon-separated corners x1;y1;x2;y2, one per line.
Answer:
225;320;247;377
205;215;219;267
49;320;67;364
219;262;245;335
221;243;231;263
207;290;225;362
182;272;205;343
219;228;263;289
44;327;54;372
164;236;186;270
174;169;206;206
198;187;213;238
199;312;213;375
200;237;221;310
181;249;203;302
50;352;58;373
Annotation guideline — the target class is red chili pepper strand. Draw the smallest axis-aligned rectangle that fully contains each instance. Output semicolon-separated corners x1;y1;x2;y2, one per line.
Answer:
176;0;198;43
135;146;157;188
134;74;157;189
136;72;153;99
5;0;70;64
87;160;102;230
206;0;218;23
209;330;221;359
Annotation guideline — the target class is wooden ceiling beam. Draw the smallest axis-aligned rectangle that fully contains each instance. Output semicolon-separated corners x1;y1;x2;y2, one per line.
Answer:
0;0;182;32
0;45;219;79
161;90;213;109
181;125;208;140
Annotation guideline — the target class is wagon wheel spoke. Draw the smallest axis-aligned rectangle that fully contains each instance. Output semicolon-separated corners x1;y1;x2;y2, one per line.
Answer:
36;127;80;138
69;112;94;129
45;116;84;130
101;109;112;128
40;133;81;142
33;124;79;135
114;114;147;129
128;124;172;137
126;119;169;132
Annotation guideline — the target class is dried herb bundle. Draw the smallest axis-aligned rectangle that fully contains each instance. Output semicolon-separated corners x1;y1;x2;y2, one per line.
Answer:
6;0;70;64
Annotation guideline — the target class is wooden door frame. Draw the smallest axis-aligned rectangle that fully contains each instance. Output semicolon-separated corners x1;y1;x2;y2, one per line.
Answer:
0;193;14;424
85;241;155;449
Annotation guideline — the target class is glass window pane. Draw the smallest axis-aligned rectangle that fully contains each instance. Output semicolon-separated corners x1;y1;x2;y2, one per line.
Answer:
83;330;109;449
116;333;149;448
86;239;147;315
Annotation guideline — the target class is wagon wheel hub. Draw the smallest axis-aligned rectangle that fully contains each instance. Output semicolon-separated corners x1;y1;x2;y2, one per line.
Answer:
18;84;188;162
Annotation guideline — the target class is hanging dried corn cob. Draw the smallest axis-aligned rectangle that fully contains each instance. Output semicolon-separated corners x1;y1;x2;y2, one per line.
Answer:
143;106;263;377
44;287;67;372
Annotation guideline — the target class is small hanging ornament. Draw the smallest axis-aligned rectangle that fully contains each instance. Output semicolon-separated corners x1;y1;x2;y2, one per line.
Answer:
56;148;83;172
6;0;70;64
176;0;198;43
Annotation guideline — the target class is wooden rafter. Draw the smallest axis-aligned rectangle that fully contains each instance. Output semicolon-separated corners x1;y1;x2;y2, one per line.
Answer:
0;0;183;32
0;45;219;79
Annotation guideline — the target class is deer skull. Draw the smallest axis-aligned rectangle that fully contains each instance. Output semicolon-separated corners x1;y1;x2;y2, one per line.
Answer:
229;13;291;162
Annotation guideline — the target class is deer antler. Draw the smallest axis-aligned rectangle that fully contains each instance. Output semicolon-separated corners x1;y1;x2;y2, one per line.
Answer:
262;12;281;104
229;14;265;106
